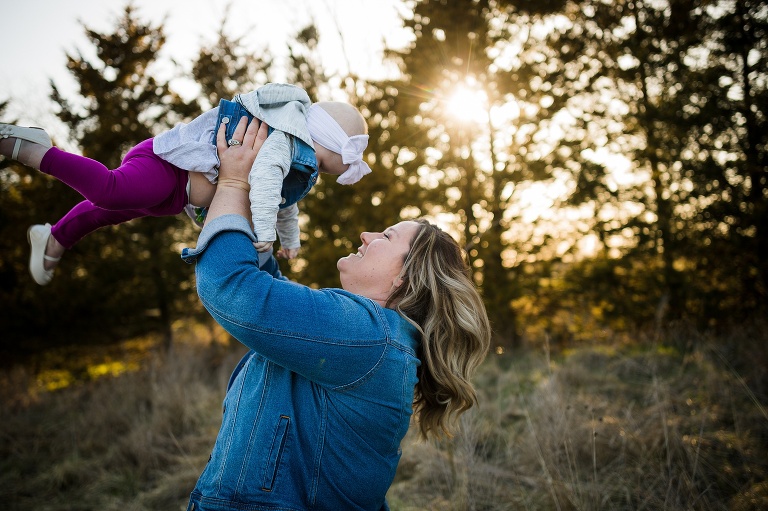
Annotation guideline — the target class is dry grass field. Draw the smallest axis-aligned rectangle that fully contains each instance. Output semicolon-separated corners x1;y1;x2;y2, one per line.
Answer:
2;322;766;510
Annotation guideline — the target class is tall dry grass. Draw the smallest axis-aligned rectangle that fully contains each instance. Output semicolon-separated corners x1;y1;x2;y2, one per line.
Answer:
387;324;768;511
0;327;244;511
2;323;767;510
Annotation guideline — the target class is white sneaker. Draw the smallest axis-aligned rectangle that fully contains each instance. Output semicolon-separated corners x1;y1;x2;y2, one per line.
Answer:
0;124;52;160
27;224;60;286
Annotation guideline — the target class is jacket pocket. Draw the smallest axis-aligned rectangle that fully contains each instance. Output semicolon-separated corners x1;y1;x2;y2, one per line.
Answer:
262;415;290;491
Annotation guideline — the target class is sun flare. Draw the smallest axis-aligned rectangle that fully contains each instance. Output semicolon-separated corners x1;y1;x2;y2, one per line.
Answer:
446;84;489;123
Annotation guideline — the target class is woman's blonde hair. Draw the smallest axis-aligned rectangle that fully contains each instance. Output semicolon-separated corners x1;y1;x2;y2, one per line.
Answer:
387;219;491;439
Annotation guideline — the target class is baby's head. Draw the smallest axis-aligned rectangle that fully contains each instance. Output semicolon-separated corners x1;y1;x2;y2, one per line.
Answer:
307;102;371;185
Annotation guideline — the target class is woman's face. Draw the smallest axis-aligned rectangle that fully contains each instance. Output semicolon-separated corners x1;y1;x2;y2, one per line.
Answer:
337;220;421;305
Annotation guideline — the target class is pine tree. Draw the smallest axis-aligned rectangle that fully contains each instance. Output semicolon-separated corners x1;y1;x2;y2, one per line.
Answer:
0;101;68;351
46;5;198;346
191;7;274;113
676;0;768;320
263;24;406;288
501;0;768;326
368;0;572;344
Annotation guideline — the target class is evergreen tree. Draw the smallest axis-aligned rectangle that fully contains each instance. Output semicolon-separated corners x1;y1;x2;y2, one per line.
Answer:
502;0;768;326
369;0;576;344
190;8;274;113
285;22;445;290
280;24;339;285
295;75;418;289
271;24;405;288
676;0;768;321
0;101;68;354
286;25;327;102
44;5;198;346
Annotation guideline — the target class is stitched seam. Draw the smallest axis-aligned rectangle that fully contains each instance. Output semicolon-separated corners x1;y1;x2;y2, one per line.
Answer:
309;388;327;507
215;355;251;497
234;362;272;500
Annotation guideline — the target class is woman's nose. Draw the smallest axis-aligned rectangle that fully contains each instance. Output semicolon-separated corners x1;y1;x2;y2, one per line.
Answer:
360;231;385;246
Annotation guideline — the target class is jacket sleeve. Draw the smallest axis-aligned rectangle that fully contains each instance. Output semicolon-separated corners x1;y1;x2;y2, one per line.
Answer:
275;203;300;249
248;131;292;243
182;214;391;388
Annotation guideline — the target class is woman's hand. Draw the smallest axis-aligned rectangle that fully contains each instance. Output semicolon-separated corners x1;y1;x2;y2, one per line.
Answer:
216;116;268;182
203;117;268;226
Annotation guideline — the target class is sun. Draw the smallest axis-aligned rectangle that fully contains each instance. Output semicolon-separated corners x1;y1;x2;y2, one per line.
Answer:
446;83;489;123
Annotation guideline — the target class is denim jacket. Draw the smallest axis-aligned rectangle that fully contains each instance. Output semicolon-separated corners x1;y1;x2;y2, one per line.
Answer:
181;215;420;511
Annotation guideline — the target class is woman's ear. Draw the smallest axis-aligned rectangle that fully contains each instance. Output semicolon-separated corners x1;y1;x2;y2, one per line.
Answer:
393;276;404;288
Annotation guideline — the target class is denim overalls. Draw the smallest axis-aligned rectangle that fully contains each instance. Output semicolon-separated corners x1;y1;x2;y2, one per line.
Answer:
213;97;318;209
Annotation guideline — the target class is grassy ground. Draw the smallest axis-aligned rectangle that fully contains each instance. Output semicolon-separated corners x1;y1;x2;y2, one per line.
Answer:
2;323;767;510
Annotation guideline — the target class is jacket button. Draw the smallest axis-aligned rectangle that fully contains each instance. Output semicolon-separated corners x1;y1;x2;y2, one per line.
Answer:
280;198;286;204
222;117;230;124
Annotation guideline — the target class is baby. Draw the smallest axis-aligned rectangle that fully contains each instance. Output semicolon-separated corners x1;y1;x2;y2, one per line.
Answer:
0;83;370;285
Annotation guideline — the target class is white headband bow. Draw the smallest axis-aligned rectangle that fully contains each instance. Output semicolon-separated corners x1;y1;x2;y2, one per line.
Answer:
306;104;371;185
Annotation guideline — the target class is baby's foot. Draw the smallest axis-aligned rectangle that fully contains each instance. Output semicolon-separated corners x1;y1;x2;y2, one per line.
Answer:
0;124;52;169
44;234;65;271
27;224;63;286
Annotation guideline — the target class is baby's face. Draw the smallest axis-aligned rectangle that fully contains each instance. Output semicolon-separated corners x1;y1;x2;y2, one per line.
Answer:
315;144;349;176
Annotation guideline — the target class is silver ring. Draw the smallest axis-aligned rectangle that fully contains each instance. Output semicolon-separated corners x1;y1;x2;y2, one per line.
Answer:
228;139;241;146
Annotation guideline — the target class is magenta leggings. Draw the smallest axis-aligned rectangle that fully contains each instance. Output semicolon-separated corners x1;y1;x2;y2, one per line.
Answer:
40;139;189;248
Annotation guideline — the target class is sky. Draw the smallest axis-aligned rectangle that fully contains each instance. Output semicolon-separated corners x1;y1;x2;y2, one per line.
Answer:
0;0;409;141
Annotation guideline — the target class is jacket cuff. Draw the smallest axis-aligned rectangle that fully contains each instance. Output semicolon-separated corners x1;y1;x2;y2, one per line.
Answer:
181;214;256;263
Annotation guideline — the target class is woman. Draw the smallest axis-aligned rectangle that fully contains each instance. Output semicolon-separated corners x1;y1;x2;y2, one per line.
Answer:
181;118;491;510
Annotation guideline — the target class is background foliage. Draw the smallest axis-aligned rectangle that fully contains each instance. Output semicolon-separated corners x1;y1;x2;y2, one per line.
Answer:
1;2;767;509
1;0;766;358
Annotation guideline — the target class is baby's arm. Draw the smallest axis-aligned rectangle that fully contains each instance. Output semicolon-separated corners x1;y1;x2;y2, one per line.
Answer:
275;203;300;259
248;131;292;251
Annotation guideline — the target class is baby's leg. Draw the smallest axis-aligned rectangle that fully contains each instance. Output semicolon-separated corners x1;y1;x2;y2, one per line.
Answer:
187;172;217;207
51;202;149;249
40;140;183;211
40;139;187;256
33;204;146;275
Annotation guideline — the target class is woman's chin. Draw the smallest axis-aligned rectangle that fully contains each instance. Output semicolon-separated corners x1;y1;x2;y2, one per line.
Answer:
338;252;355;263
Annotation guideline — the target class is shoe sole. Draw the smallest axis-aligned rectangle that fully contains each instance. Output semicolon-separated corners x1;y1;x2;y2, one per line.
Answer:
27;225;53;286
